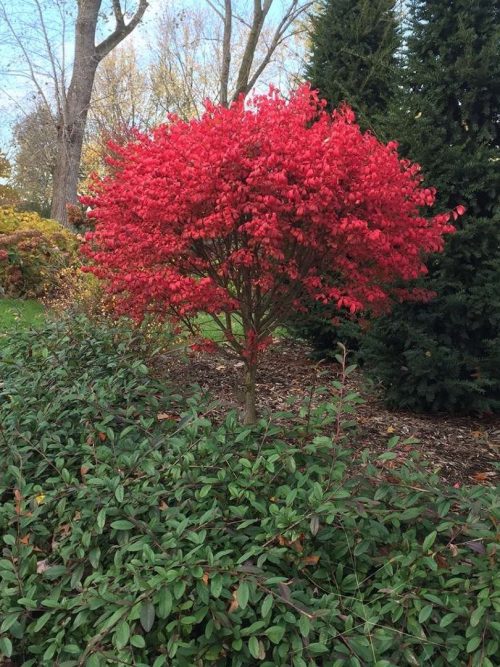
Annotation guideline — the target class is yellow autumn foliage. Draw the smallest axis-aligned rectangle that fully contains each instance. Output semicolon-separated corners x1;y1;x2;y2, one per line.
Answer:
0;207;79;298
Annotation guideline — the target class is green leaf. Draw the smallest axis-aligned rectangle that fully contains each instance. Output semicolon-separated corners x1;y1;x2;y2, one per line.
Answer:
236;581;250;610
115;485;124;503
96;509;106;530
0;637;13;658
173;580;186;600
248;636;260;659
241;620;266;636
418;605;433;623
265;625;285;644
115;620;130;649
440;613;458;628
470;606;485;628
1;613;19;632
298;614;310;637
33;612;52;632
467;636;482;653
261;594;273;618
100;608;124;633
43;565;67;579
422;531;437;552
110;520;134;530
64;644;82;655
307;643;328;655
199;485;211;498
130;634;146;648
158;587;173;619
210;574;223;599
140;600;155;632
403;649;420;666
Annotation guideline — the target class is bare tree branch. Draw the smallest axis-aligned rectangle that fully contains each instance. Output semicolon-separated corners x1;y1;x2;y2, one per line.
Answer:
96;0;149;61
204;0;225;22
244;0;314;97
233;0;272;100
111;0;125;27
0;0;54;119
34;0;66;121
220;0;232;106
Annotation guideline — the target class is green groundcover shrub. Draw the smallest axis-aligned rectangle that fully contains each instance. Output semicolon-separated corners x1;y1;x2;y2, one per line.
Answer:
0;317;499;666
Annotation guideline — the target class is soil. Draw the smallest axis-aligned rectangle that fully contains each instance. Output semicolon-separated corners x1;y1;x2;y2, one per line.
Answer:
158;337;500;487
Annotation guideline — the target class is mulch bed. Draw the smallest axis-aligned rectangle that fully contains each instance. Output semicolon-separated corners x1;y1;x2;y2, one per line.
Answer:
158;338;500;486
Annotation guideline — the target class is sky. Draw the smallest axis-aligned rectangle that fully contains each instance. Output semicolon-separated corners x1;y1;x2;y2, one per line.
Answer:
0;0;164;148
0;0;307;153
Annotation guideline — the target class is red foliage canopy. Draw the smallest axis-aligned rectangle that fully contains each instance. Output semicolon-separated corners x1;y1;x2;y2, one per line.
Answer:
82;85;457;357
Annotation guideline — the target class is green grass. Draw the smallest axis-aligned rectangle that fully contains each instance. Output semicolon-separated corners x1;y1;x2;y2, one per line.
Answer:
0;298;46;333
195;313;287;343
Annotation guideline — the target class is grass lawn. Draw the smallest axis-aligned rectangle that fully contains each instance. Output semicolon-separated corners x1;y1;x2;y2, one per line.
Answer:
0;298;46;333
196;312;287;342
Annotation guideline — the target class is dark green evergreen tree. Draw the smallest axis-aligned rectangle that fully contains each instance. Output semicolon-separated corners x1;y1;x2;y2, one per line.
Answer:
363;0;500;412
288;0;401;356
306;0;400;129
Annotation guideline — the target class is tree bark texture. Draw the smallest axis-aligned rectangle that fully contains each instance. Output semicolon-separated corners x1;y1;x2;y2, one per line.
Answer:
51;0;148;226
243;362;258;425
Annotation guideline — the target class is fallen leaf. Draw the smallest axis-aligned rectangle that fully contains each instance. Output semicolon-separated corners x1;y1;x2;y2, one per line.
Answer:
58;523;71;537
14;488;22;515
302;554;320;566
202;572;209;585
98;432;107;442
228;590;239;613
35;493;46;505
277;582;291;603
37;559;49;574
386;426;395;434
157;412;177;421
471;471;496;483
435;553;448;568
464;540;485;554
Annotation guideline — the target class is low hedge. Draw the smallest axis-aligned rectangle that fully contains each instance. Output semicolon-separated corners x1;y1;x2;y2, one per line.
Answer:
0;317;498;666
0;207;78;298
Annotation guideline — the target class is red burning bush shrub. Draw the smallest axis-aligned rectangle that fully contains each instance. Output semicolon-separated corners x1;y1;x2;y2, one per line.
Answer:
83;85;459;422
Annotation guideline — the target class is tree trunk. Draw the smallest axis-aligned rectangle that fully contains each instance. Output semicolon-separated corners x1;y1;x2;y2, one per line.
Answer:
243;361;258;425
50;0;101;226
51;68;97;226
50;0;148;225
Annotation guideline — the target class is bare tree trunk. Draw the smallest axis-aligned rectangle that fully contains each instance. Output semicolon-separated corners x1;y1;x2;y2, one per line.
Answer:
233;0;271;100
202;0;313;107
243;361;258;425
220;0;232;106
51;56;98;224
50;0;148;226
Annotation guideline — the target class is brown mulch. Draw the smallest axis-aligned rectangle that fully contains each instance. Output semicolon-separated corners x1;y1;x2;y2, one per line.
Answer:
158;338;500;486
